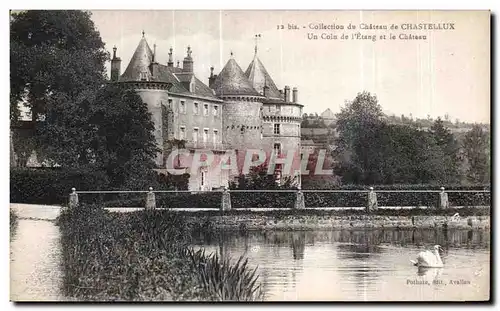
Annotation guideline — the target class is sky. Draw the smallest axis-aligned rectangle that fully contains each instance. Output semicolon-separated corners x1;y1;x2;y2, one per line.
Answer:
90;10;490;123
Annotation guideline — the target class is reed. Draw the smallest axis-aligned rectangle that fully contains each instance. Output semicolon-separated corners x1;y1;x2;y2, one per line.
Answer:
57;205;263;301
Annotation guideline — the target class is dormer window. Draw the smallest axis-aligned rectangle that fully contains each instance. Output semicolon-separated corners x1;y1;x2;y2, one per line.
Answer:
140;71;148;81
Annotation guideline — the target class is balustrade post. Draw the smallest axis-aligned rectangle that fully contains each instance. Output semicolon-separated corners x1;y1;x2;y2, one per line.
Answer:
221;187;232;211
367;187;378;213
439;187;449;209
146;187;156;210
294;189;305;209
69;187;79;209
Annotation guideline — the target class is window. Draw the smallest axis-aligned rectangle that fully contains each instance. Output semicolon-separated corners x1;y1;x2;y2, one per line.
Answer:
203;104;209;116
213;105;219;116
193;128;199;142
179;126;186;140
203;128;209;143
213;129;219;145
274;123;281;135
168;99;173;109
274;143;281;154
241;125;245;134
194;102;199;115
180;101;186;114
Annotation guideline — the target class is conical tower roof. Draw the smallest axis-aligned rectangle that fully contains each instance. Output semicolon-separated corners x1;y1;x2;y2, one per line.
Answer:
245;54;281;99
212;57;260;97
120;36;154;82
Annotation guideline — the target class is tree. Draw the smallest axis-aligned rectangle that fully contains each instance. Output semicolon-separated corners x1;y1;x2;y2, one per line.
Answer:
429;117;460;182
88;86;160;189
10;10;108;125
37;84;160;189
333;91;385;184
462;125;490;184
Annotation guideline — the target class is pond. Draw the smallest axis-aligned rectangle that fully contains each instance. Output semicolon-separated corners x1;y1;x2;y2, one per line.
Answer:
193;228;490;301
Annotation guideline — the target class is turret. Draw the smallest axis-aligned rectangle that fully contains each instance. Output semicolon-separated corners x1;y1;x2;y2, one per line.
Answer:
110;46;122;82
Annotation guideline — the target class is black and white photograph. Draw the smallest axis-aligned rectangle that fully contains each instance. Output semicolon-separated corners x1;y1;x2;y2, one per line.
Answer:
9;9;491;302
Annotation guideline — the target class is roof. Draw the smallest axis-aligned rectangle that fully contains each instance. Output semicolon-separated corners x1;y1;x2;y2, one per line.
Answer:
212;58;261;97
245;54;282;99
321;108;335;119
120;37;154;82
119;37;218;100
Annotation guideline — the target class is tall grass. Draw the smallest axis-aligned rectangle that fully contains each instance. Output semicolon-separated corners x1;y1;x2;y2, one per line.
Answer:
187;248;263;301
56;205;263;301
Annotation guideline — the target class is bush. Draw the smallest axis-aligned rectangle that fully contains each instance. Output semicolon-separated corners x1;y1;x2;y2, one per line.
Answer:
304;184;490;208
157;192;223;209
10;168;110;205
231;192;296;209
87;184;490;210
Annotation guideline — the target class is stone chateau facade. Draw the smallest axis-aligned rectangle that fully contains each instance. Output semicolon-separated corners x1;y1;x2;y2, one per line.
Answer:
110;34;303;190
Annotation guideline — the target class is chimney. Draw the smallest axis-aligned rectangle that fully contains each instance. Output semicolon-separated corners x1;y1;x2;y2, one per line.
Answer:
167;47;174;67
149;43;159;78
284;85;290;102
182;46;193;73
110;46;122;82
292;87;298;103
208;66;217;89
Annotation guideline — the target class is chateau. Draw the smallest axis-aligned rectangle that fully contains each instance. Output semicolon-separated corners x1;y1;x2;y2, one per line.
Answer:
110;33;303;191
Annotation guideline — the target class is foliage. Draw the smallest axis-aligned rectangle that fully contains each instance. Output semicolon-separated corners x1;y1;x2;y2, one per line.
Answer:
230;164;296;190
428;117;461;182
10;167;110;205
332;92;473;185
99;184;490;210
301;114;328;128
188;248;263;301
462;125;490;184
10;10;108;125
57;206;263;301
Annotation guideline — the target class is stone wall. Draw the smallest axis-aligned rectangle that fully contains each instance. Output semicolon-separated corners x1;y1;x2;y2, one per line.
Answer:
185;214;490;231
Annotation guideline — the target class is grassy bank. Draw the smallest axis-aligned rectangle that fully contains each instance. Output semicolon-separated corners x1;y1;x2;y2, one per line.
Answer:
56;205;263;301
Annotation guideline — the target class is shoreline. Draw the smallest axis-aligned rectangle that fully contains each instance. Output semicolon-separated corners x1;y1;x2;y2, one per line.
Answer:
186;215;490;231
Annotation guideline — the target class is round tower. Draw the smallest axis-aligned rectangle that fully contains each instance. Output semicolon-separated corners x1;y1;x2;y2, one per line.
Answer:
118;34;170;167
212;54;264;152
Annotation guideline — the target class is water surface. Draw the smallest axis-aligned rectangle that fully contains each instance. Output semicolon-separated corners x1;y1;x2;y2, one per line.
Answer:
193;229;490;301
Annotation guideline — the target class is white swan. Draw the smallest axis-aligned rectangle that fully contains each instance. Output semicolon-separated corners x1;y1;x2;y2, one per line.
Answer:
410;245;444;268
